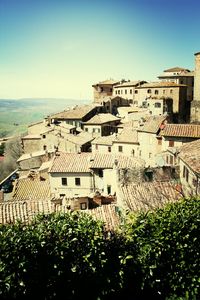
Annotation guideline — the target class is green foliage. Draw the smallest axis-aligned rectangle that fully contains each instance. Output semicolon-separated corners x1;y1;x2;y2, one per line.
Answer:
0;143;5;155
122;197;200;299
0;198;200;299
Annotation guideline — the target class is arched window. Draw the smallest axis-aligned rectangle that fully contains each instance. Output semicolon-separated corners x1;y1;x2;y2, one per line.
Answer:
155;90;159;95
147;89;151;94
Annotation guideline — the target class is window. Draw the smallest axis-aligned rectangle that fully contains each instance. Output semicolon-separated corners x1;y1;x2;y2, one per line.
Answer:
110;88;112;92
60;194;65;198
80;202;87;210
135;90;138;94
170;155;173;165
130;89;132;94
93;128;96;133
43;145;47;150
139;150;142;157
98;169;103;177
61;178;67;186
163;90;166;94
101;87;103;92
132;149;135;157
149;152;152;159
169;140;174;147
129;100;133;104
166;156;169;164
115;90;117;95
95;144;98;150
170;89;173;94
108;146;111;152
125;89;127;94
183;166;189;182
121;90;123;94
85;128;88;132
134;100;138;105
75;178;81;186
42;134;46;139
147;89;151;94
118;90;120;95
107;185;111;194
118;145;123;152
155;102;161;108
155;90;159;95
158;138;162;145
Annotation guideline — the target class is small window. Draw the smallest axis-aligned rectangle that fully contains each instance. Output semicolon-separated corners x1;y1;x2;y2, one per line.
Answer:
139;150;142;157
115;90;117;95
108;146;111;152
42;134;46;139
163;90;166;94
155;102;161;108
135;90;138;94
169;140;174;147
130;89;132;94
125;89;127;94
118;145;123;152
80;202;87;210
132;149;135;157
170;155;173;165
170;89;173;94
166;156;169;164
155;90;159;95
118;90;120;95
147;89;151;94
75;178;81;186
98;169;103;177
43;145;47;150
158;139;162;145
129;100;133;104
101;87;103;92
107;185;111;194
149;153;152;158
93;128;96;133
121;90;123;94
110;88;112;92
95;144;98;150
62;178;67;186
60;194;65;198
85;128;88;132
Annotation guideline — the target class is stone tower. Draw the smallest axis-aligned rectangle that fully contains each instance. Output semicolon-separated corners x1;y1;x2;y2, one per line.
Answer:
191;52;200;123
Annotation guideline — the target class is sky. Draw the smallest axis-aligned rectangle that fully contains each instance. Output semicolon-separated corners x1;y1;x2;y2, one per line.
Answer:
0;0;200;100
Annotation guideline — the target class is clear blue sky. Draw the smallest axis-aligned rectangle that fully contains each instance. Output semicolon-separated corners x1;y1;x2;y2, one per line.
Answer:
0;0;200;100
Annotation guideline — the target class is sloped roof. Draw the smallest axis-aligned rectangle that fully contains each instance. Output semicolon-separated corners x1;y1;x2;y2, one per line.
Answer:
84;113;120;125
50;104;97;120
163;67;191;72
92;79;119;86
17;151;47;162
137;116;167;133
92;135;115;146
178;139;200;174
22;134;41;140
65;132;94;145
49;152;145;173
113;128;138;144
114;80;146;88
120;181;182;212
135;81;187;88
160;124;200;138
12;176;51;201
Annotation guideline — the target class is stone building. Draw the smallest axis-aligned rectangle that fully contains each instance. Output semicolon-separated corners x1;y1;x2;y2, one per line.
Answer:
112;80;146;104
92;79;120;103
191;52;200;123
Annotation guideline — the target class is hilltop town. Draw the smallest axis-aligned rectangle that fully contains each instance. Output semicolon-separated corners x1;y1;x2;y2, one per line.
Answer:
0;52;200;229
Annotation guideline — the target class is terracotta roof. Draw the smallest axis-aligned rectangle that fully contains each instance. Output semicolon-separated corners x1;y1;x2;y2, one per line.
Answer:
135;81;187;88
49;152;145;173
178;139;200;174
0;200;119;230
12;176;51;201
137;116;167;133
92;79;119;86
65;132;94;145
92;135;115;146
113;128;138;144
50;104;97;120
17;151;47;162
86;204;120;231
114;80;146;88
163;67;191;72
84;113;120;125
120;181;182;212
161;124;200;138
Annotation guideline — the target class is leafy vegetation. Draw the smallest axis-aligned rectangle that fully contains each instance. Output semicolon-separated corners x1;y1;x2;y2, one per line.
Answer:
0;198;199;299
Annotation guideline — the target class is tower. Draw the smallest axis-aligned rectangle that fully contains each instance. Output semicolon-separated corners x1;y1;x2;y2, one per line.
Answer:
191;52;200;123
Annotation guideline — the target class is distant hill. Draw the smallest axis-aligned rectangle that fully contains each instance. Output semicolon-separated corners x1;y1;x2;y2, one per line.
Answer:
0;98;90;138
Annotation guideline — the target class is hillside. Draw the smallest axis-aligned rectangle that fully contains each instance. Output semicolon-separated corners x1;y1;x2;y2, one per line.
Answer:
0;98;89;137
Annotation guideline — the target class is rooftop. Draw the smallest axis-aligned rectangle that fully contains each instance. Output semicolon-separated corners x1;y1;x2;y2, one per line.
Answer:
50;104;98;120
92;135;115;146
113;128;138;144
84;113;120;125
65;132;94;145
17;150;47;162
114;80;146;88
12;175;51;201
120;181;182;212
135;81;187;88
178;139;200;174
49;152;145;173
163;67;191;73
160;124;200;138
92;79;120;86
138;116;167;134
